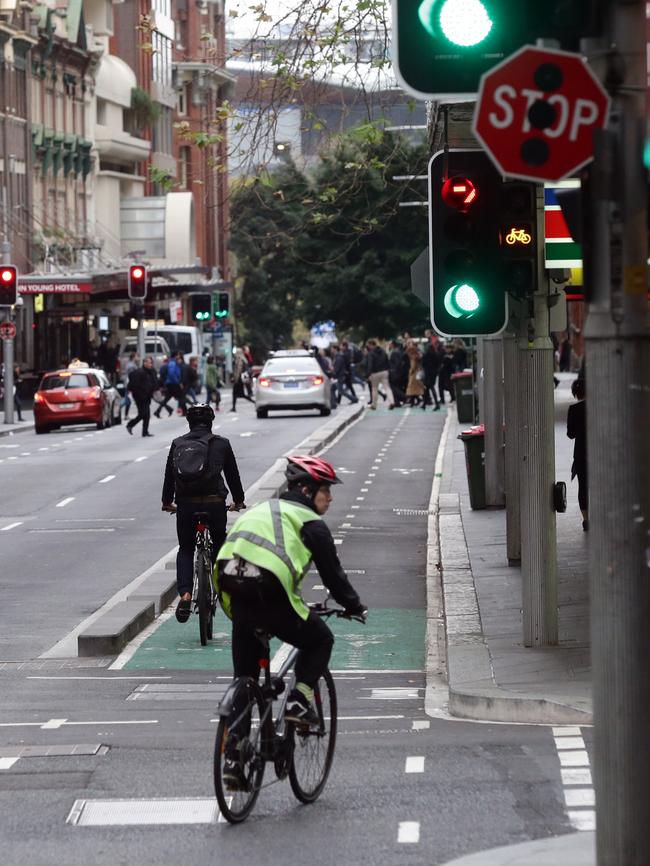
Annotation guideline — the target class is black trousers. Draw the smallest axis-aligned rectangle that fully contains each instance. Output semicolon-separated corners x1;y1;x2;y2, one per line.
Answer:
226;574;334;689
128;398;151;434
160;383;186;415
175;501;227;595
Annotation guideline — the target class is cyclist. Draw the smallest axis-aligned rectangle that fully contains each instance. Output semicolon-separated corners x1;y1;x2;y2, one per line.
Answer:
162;403;245;622
214;455;367;786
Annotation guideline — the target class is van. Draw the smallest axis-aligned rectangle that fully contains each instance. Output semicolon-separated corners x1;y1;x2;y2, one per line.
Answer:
118;335;171;374
145;326;204;360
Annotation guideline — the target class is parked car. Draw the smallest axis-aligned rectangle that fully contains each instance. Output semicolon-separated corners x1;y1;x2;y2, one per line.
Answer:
144;326;203;359
33;362;122;434
254;352;331;418
117;336;171;374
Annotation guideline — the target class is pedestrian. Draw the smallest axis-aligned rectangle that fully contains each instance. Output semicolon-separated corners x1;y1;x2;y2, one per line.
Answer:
421;342;441;410
231;347;254;412
405;340;425;407
567;377;588;531
559;336;572;372
331;344;358;405
438;344;456;404
340;339;365;390
12;364;23;421
365;339;395;410
155;351;185;417
388;340;406;408
243;345;255;399
184;356;200;405
126;356;158;437
452;338;468;372
161;404;246;622
122;351;138;419
205;355;222;411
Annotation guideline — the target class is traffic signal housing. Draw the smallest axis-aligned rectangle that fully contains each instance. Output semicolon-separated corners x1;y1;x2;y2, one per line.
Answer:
213;291;230;319
392;0;604;100
0;265;18;307
128;264;148;300
430;149;536;337
191;293;212;322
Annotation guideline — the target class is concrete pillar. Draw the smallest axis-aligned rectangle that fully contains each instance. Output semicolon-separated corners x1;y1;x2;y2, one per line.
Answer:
482;336;505;507
503;332;521;563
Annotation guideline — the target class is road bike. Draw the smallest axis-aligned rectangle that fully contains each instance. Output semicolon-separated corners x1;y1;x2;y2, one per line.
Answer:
213;599;366;823
192;512;217;646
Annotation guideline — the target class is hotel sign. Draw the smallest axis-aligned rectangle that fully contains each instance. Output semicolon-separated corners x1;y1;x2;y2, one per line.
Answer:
19;281;92;294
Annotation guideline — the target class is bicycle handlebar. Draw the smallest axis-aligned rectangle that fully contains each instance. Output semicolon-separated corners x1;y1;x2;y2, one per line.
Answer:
308;601;367;624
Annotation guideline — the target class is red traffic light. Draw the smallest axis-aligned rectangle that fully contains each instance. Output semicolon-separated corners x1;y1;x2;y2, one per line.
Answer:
0;264;17;307
128;264;148;300
441;176;477;212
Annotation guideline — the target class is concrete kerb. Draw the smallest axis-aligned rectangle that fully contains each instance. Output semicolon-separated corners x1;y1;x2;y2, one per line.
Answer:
78;402;365;657
439;830;595;866
429;409;592;726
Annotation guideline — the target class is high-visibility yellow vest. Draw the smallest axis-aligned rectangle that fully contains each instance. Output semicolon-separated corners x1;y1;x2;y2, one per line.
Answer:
214;499;320;620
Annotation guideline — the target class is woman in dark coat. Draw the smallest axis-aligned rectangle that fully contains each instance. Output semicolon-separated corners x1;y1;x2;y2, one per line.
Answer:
567;377;588;530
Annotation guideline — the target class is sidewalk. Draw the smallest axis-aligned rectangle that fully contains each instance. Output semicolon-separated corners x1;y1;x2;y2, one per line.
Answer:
441;831;595;866
438;373;592;725
0;408;34;437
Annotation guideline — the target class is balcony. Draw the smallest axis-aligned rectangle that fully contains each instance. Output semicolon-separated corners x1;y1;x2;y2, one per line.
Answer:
94;125;151;164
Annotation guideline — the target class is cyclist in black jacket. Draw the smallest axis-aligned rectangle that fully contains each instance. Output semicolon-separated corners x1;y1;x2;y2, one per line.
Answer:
162;404;246;622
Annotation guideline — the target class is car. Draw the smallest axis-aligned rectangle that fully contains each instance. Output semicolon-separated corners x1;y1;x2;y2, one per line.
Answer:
117;335;171;374
33;362;122;434
254;353;331;418
144;326;203;359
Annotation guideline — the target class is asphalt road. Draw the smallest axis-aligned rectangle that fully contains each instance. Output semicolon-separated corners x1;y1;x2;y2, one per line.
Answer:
0;399;591;865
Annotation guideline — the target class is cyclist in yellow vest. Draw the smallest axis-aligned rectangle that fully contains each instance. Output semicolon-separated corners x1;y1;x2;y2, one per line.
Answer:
215;455;366;736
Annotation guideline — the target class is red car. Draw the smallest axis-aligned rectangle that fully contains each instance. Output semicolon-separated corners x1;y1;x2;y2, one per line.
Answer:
33;363;122;435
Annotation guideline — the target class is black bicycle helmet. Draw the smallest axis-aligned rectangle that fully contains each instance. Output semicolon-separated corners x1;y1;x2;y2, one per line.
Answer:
285;455;342;487
186;403;215;427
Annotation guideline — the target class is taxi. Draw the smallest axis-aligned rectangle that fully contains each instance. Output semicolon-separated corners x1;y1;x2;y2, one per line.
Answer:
33;361;122;434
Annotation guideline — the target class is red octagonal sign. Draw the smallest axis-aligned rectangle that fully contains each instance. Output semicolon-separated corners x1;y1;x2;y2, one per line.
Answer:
473;45;610;184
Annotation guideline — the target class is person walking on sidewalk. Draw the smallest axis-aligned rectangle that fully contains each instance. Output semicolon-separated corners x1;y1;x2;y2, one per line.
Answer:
161;403;246;622
567;377;588;531
366;339;394;410
405;340;425;407
421;342;441;410
127;356;158;437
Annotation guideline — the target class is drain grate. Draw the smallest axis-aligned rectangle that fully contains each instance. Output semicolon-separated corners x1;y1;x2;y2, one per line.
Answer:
67;798;220;826
127;684;228;702
392;508;435;517
0;743;106;759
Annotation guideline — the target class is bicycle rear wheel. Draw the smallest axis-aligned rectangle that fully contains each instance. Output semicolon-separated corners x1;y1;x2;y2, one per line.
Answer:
214;679;266;823
289;669;337;803
196;552;211;646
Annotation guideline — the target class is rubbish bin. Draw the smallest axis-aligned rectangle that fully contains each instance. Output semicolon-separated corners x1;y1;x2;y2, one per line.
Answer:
458;424;486;510
451;369;475;424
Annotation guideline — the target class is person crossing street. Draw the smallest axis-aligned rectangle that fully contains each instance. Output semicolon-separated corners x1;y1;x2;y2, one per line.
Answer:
126;356;158;437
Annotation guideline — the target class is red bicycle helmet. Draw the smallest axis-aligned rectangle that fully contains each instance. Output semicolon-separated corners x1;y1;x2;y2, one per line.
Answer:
285;455;342;486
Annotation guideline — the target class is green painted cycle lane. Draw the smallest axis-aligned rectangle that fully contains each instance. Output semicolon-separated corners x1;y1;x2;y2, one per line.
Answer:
123;607;425;671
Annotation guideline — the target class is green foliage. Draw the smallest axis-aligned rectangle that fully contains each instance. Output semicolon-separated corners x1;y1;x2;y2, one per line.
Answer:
129;87;160;130
230;128;430;357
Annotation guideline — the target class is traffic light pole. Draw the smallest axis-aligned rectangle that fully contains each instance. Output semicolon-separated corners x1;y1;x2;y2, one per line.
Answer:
1;234;14;425
586;4;650;862
502;331;521;563
518;189;557;646
481;336;505;507
137;307;145;365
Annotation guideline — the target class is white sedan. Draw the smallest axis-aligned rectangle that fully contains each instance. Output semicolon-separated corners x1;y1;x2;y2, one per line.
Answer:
254;352;332;418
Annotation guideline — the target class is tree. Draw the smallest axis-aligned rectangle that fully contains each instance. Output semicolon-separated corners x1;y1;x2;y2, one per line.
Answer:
230;127;430;356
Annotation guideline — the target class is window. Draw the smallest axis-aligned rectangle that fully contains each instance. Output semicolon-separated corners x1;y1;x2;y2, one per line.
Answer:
40;373;91;390
96;99;107;125
179;146;190;188
177;83;188;116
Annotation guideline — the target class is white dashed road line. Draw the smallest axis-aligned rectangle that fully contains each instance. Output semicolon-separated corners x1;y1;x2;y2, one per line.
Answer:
134;456;148;462
0;522;23;531
553;726;595;831
99;475;115;484
56;497;75;508
0;757;19;770
405;756;425;773
398;821;420;844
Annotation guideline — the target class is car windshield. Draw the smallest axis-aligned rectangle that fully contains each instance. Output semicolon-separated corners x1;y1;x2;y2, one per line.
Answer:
40;374;90;390
263;358;320;374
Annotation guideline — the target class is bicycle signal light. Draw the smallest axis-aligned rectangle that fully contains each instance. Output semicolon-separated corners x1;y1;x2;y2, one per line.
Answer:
503;226;533;246
128;264;148;300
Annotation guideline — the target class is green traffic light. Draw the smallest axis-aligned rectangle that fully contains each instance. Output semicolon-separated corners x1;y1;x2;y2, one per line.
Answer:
444;283;480;319
418;0;493;47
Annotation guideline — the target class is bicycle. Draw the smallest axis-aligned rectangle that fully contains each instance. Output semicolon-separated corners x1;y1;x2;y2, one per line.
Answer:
213;599;366;823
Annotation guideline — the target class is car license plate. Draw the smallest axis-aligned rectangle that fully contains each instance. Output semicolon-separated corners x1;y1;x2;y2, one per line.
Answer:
283;382;299;389
59;402;74;409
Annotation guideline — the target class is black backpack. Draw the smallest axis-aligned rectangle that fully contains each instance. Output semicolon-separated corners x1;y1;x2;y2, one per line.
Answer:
174;435;218;494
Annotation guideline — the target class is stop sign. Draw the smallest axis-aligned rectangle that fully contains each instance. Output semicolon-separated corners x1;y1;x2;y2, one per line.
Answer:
472;45;610;183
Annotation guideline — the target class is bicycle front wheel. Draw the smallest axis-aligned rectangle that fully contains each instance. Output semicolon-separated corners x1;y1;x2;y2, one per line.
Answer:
289;669;337;803
196;553;212;646
214;679;266;823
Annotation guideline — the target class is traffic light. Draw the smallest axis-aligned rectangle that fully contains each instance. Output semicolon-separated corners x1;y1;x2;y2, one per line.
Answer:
392;0;604;100
213;291;229;319
0;265;18;307
191;293;212;321
430;149;530;337
128;264;148;300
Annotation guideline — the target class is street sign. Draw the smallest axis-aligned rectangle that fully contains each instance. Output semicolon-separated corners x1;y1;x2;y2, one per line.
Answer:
0;321;17;340
473;45;610;183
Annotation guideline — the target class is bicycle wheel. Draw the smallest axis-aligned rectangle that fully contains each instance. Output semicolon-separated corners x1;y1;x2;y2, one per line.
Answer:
196;553;210;646
214;679;266;823
289;669;337;803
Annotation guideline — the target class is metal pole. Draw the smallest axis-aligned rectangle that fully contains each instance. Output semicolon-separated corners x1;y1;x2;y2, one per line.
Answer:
137;306;145;365
519;186;557;646
587;3;650;862
476;338;486;424
1;217;14;424
503;332;521;562
482;336;505;507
